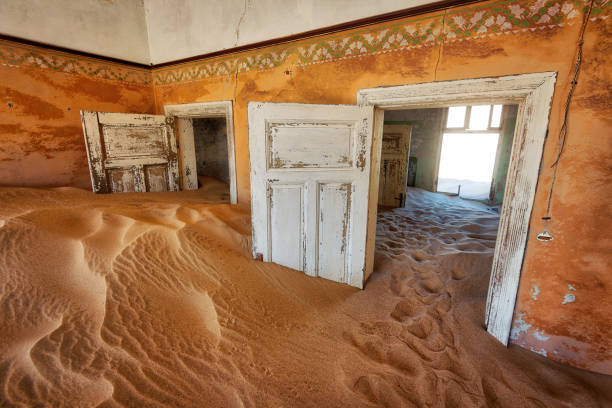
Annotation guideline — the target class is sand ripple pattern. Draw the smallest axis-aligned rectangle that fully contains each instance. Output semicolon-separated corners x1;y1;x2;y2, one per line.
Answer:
1;185;610;407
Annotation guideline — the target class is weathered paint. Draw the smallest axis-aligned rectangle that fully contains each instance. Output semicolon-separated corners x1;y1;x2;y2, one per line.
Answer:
151;0;612;374
163;101;238;204
530;284;540;301
384;109;446;192
378;124;411;207
0;40;153;188
80;111;179;193
489;105;518;204
248;102;373;288
0;0;609;375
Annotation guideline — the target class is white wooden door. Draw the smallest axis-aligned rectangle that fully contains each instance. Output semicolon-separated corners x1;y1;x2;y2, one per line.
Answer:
81;111;180;193
248;102;374;288
378;124;411;207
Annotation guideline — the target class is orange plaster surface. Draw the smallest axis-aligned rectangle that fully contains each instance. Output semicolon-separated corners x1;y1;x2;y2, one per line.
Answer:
0;64;154;188
152;9;611;374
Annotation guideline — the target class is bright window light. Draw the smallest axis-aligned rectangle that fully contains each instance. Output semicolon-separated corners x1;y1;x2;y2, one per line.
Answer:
468;105;491;130
490;104;503;127
446;106;466;128
437;132;500;199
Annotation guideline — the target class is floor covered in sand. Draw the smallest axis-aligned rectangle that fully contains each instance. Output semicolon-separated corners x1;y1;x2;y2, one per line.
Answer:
1;182;611;407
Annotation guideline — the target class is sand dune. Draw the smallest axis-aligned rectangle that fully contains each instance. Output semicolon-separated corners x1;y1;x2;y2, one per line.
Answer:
0;181;610;407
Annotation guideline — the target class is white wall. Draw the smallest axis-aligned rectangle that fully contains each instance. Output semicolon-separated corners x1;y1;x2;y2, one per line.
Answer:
0;0;436;65
0;0;151;64
143;0;432;64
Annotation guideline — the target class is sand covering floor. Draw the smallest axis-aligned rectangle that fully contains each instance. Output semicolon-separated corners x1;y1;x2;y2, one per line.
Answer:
1;181;611;407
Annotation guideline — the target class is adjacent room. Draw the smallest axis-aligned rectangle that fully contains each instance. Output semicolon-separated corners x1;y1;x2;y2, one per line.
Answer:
0;0;610;407
375;104;516;311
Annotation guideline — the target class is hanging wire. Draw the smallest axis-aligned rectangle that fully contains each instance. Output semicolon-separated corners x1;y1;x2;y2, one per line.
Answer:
543;0;595;220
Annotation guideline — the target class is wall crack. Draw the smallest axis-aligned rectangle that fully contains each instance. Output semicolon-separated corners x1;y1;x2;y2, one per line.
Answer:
433;9;447;82
235;0;249;46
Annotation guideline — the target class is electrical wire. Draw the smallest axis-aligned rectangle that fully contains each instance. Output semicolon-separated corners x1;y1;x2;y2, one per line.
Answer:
543;1;595;220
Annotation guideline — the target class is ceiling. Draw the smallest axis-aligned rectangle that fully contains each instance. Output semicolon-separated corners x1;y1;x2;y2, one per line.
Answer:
0;0;443;65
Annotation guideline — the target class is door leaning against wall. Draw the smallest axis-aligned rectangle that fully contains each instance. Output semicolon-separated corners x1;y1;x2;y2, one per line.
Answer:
248;102;375;288
81;111;180;193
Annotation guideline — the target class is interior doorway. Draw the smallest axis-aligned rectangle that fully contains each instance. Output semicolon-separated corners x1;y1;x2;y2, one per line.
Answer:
358;72;556;346
164;101;237;204
193;118;230;186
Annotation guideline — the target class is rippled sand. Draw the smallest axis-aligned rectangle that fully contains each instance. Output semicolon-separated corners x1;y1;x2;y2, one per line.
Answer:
1;181;610;407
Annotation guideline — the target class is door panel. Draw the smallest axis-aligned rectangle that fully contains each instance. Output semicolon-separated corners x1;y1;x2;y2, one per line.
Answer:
317;183;351;283
249;102;374;288
145;165;169;192
269;183;304;271
378;124;411;207
268;123;354;169
81;111;179;193
108;168;137;193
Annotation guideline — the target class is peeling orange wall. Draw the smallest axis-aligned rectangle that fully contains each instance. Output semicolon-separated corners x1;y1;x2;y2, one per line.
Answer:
0;41;154;188
151;0;612;375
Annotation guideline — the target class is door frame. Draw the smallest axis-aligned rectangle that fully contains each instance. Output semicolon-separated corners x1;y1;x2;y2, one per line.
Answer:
164;101;237;204
357;72;557;346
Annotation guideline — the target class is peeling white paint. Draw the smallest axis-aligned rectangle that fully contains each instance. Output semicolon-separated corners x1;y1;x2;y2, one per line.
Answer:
530;284;540;301
510;313;531;341
562;293;576;305
530;347;547;357
533;329;550;341
568;284;576;291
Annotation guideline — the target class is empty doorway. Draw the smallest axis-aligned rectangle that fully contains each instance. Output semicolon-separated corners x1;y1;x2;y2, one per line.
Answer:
358;72;556;345
164;101;237;204
193;118;230;186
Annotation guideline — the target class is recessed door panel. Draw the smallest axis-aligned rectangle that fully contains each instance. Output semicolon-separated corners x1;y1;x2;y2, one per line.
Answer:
107;168;137;193
268;123;353;169
103;126;166;157
318;183;351;283
145;165;169;192
269;184;303;271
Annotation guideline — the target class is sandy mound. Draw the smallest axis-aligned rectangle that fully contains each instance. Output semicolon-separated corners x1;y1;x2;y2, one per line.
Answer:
0;182;610;407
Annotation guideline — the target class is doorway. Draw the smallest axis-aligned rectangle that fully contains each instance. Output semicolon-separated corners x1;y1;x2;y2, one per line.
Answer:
357;72;557;345
164;101;237;204
193;118;230;186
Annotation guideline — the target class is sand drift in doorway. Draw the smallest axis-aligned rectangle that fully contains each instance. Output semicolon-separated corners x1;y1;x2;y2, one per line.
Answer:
153;0;609;85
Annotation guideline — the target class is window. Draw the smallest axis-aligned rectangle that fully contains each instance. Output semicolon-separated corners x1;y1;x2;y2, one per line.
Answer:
445;104;503;130
437;104;504;200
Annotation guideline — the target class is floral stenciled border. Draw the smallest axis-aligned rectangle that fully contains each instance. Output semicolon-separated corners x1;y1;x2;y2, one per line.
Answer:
153;0;609;86
0;40;152;86
0;0;608;86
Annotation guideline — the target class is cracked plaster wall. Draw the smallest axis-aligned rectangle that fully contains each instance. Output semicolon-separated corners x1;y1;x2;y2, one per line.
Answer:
142;0;425;64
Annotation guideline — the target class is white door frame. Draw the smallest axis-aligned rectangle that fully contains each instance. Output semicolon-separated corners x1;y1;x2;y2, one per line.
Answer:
164;101;237;204
357;72;557;346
